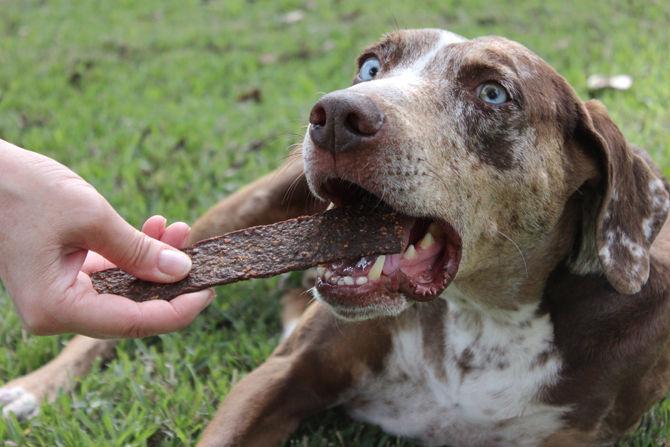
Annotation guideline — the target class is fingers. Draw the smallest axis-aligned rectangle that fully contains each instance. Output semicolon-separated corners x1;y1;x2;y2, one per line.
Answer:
28;216;209;337
84;209;193;284
83;217;192;275
141;215;167;240
141;216;190;248
160;222;190;249
46;272;215;338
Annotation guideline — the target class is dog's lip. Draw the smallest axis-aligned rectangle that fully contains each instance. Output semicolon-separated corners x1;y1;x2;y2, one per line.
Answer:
314;178;462;307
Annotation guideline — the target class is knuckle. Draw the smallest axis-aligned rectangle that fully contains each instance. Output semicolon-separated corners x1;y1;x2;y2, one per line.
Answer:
119;233;153;269
84;194;111;223
64;183;109;223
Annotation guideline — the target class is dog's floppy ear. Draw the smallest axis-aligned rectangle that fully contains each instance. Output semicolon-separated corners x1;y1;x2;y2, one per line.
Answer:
575;99;670;294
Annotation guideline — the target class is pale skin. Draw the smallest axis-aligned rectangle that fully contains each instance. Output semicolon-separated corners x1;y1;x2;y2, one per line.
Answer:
0;138;214;338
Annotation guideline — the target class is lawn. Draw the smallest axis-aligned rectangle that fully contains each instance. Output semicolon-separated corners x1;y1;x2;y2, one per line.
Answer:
1;0;669;445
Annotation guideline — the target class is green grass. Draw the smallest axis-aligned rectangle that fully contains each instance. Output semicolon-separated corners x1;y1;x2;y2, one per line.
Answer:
1;0;669;445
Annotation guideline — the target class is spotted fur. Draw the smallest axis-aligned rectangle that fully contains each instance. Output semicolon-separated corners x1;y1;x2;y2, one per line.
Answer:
197;28;670;447
346;297;567;446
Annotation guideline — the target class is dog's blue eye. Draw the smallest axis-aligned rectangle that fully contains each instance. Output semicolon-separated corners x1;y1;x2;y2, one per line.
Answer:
478;82;509;105
359;57;381;81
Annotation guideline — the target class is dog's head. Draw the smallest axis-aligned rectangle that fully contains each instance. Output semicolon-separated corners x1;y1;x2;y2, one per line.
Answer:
303;29;670;320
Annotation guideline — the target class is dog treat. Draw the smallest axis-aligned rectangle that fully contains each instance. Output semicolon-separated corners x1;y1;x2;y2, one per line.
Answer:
91;206;406;302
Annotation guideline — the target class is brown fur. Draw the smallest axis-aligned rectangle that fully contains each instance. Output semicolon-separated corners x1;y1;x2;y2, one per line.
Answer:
200;303;393;446
195;30;670;446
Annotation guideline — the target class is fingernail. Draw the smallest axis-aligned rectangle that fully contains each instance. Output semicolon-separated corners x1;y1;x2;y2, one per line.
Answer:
206;289;215;304
158;250;192;278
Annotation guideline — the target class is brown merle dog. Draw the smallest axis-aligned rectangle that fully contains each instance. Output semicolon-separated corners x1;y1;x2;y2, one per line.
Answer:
2;29;670;447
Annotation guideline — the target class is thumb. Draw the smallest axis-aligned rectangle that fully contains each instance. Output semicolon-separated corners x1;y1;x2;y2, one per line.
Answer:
84;209;192;283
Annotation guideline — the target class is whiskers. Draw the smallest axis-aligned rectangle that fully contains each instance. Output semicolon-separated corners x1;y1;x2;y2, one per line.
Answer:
495;229;529;277
273;142;326;214
302;286;318;305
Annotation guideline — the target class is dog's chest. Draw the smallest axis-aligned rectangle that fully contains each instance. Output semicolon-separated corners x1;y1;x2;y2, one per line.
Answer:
345;300;567;446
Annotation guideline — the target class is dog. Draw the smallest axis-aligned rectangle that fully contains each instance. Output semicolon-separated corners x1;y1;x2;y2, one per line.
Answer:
2;28;670;446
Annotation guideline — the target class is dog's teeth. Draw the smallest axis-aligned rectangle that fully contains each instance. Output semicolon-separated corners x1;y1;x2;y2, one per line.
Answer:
418;232;435;250
342;276;355;286
324;270;333;280
330;275;340;284
355;276;368;285
337;277;347;286
403;244;417;260
428;222;444;237
327;202;335;210
368;255;385;281
316;266;326;277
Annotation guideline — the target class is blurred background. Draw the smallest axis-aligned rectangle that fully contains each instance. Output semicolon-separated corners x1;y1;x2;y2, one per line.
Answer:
0;0;668;444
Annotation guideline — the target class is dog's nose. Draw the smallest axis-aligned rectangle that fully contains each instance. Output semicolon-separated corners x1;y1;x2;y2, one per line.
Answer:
308;91;384;153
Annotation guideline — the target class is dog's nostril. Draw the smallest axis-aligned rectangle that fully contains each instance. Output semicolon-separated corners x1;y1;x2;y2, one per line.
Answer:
344;113;361;135
309;105;327;127
344;111;379;136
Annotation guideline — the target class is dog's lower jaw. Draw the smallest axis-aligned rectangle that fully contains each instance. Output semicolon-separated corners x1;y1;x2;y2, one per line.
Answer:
311;288;411;321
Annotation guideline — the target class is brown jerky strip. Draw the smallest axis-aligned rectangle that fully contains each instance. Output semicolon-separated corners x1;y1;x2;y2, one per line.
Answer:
91;206;405;302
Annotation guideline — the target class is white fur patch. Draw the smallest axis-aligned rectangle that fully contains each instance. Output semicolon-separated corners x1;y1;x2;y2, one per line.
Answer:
403;30;467;74
649;178;666;195
619;231;645;259
281;318;299;341
642;217;654;241
599;230;615;267
599;227;647;285
345;296;567;446
0;386;39;419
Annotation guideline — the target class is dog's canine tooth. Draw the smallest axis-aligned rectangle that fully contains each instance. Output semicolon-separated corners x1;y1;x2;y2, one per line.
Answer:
368;255;385;281
403;244;417;260
324;270;333;280
355;276;368;285
418;232;435;250
330;275;340;284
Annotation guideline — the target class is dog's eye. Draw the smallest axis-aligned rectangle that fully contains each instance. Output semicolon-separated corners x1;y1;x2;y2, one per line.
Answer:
359;57;381;81
477;82;509;105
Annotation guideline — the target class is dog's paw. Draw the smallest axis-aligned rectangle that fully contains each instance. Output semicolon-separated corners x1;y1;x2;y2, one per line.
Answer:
0;386;39;420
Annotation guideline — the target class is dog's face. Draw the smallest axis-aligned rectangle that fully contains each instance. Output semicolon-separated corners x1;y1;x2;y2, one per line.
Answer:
303;29;669;320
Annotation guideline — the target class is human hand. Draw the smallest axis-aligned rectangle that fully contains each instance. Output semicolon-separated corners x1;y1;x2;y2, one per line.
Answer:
0;139;214;338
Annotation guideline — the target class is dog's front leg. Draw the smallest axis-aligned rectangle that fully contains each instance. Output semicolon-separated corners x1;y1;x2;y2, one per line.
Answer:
190;154;326;243
198;303;390;447
0;335;117;418
198;355;325;447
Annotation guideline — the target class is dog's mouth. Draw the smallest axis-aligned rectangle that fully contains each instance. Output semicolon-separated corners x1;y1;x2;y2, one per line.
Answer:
314;179;461;316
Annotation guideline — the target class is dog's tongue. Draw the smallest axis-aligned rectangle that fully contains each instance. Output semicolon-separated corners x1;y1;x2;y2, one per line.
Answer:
91;205;407;302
